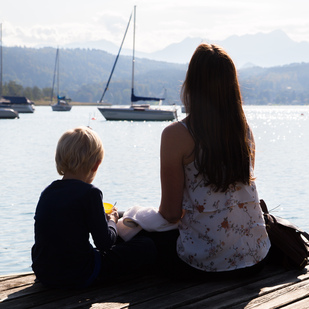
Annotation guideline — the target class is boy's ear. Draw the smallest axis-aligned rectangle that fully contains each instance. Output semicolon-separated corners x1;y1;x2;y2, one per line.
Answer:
92;160;102;172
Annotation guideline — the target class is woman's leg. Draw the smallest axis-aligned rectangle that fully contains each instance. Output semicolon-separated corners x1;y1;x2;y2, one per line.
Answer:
137;230;180;276
96;235;157;282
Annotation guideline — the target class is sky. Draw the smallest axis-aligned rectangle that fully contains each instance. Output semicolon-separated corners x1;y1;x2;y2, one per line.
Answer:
1;0;309;53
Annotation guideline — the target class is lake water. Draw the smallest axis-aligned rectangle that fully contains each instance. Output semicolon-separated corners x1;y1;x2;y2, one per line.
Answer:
1;105;309;276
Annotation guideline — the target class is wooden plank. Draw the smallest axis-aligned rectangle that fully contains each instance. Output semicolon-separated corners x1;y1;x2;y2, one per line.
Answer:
243;280;309;308
283;297;309;309
1;273;183;309
0;273;35;289
0;272;34;282
173;268;309;308
0;266;308;309
0;266;284;309
125;265;287;309
0;274;40;304
27;276;201;309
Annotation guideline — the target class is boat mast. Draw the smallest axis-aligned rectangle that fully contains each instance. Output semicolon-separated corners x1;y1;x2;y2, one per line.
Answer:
131;5;136;105
129;6;165;104
51;48;59;103
99;10;133;103
57;48;60;98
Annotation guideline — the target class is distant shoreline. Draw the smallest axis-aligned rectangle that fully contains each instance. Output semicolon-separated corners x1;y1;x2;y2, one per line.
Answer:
32;100;309;107
35;100;111;106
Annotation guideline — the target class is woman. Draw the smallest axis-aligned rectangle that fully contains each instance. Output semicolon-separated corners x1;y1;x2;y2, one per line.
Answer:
159;43;270;278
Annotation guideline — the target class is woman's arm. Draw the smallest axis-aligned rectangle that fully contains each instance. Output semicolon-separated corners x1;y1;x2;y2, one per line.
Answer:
159;122;194;223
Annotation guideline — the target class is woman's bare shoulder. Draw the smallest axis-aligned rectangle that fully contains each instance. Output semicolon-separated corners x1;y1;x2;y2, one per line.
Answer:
162;120;189;137
161;120;195;164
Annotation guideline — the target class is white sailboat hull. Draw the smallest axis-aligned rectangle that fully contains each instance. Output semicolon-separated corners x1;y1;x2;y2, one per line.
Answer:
98;106;177;121
0;108;19;119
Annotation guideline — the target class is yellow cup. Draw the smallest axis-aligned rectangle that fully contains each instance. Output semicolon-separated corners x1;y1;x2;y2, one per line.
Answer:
103;202;114;214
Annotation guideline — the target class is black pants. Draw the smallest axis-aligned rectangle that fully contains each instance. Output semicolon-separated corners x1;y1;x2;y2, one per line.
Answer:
139;229;267;281
95;234;157;284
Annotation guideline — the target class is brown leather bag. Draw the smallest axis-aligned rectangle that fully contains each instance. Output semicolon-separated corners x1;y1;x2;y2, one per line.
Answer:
260;199;309;270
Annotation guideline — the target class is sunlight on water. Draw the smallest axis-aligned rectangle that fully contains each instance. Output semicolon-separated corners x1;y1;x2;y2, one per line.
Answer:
245;106;309;230
0;105;309;275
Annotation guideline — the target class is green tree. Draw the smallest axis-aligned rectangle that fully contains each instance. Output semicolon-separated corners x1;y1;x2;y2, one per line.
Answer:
32;86;42;100
4;81;23;96
23;87;33;99
42;87;52;99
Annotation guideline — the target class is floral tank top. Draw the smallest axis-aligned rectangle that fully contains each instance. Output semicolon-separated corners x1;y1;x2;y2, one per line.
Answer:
177;124;270;272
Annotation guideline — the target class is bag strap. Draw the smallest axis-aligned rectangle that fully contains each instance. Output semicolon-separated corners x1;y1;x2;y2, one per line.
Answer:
260;199;269;213
260;199;309;244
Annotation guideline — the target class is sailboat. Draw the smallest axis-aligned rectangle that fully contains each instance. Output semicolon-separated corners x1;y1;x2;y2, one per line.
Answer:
0;24;33;115
50;48;72;112
97;6;177;121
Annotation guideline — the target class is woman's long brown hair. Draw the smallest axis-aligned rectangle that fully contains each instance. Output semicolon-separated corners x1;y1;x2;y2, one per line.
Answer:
181;43;254;192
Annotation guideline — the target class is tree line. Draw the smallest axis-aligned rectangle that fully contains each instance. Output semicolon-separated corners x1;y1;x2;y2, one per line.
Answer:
2;77;309;106
1;80;52;101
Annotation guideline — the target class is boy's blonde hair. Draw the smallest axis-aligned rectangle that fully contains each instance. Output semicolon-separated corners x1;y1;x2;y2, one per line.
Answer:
55;126;104;176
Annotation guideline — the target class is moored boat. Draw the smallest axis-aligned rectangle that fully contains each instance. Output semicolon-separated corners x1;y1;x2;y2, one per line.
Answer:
97;6;177;121
0;96;35;113
51;95;72;112
0;107;19;119
50;48;72;112
98;104;177;121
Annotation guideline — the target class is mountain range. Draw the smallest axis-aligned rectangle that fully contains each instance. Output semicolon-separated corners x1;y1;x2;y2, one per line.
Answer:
2;29;309;105
63;30;309;68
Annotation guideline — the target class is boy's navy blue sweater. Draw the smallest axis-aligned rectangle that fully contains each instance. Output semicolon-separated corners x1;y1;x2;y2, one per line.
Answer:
31;179;117;289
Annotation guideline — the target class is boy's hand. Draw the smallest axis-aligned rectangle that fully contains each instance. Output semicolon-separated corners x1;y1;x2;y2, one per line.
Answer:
106;208;119;224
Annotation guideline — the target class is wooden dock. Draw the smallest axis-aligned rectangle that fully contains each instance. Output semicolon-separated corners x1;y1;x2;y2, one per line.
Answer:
1;264;309;308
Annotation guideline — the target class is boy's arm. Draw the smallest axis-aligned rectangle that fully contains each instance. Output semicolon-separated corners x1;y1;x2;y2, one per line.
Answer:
107;219;118;238
86;188;118;252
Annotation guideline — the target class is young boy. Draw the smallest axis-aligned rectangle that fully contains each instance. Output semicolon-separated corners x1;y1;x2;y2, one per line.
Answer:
31;126;156;289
